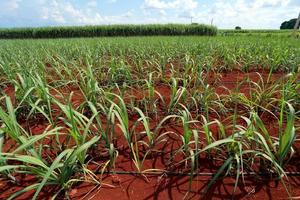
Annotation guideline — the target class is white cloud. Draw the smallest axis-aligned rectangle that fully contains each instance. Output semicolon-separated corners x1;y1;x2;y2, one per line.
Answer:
252;0;291;8
39;0;138;25
123;11;134;18
0;0;299;28
0;0;21;12
40;0;104;25
190;0;299;28
143;0;198;11
8;0;21;10
140;0;299;28
87;0;98;8
159;10;167;16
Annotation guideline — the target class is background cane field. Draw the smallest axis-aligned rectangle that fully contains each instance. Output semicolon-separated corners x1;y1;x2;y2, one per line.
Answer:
0;25;300;199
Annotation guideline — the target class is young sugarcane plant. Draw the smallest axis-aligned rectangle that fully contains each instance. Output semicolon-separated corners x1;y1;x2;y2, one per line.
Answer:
277;101;296;167
30;73;54;124
248;101;296;175
130;137;150;173
107;92;131;146
87;101;119;171
178;137;237;193
0;96;64;181
168;78;187;114
1;136;100;200
105;92;154;172
51;93;103;164
11;73;36;117
108;94;158;172
0;96;40;158
184;129;201;198
178;105;199;154
134;107;155;148
77;58;101;107
143;72;161;118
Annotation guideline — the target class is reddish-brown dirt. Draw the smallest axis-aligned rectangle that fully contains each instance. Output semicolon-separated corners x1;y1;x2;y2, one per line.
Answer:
1;70;299;199
68;175;300;200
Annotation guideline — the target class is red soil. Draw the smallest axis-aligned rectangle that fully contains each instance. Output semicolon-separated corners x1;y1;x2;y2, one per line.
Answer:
69;175;300;200
1;70;299;199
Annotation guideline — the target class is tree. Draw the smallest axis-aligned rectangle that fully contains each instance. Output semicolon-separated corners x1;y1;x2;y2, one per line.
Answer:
280;18;300;29
235;26;242;30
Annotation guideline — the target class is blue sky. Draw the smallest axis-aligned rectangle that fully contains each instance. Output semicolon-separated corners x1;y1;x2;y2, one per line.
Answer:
0;0;299;29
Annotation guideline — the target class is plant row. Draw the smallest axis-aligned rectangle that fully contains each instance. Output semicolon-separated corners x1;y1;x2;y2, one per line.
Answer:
0;64;299;199
0;36;299;199
0;24;217;39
